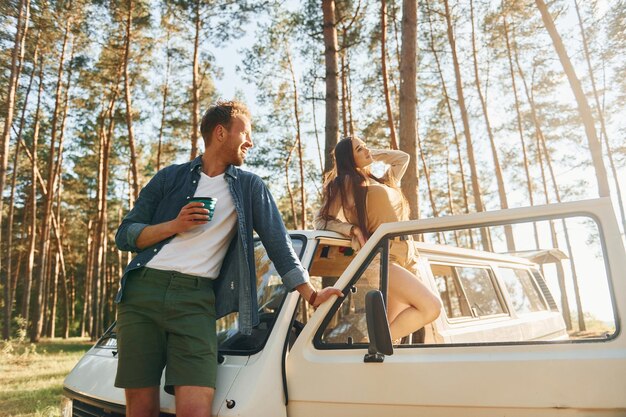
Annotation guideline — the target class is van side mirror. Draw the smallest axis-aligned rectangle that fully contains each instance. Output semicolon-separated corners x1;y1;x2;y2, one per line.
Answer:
364;290;393;362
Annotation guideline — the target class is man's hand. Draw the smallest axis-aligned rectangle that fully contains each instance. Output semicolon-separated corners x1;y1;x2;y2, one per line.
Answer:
135;202;210;250
296;283;344;309
171;202;211;233
313;287;344;308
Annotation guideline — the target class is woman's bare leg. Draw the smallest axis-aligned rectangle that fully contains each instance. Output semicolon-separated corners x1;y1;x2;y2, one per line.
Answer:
386;263;441;341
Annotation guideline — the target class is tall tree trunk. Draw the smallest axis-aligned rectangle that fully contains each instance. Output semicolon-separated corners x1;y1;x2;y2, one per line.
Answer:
443;0;491;251
340;48;348;137
190;0;201;160
81;220;94;337
31;18;71;342
381;0;398;150
1;0;29;339
470;0;515;251
533;103;572;330
311;76;324;176
446;147;461;246
3;31;39;339
157;30;172;172
43;38;74;337
574;0;626;233
417;133;445;244
56;224;69;338
426;7;473;238
503;16;540;249
48;252;60;338
534;0;610;198
417;134;438;218
91;84;118;339
11;204;27;314
123;0;139;203
50;169;68;338
287;51;306;229
22;59;44;326
285;141;298;229
346;54;355;137
322;0;340;175
399;0;419;219
529;81;585;331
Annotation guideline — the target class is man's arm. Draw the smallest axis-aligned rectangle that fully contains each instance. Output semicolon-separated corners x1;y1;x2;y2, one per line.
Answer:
251;177;343;307
116;168;210;252
134;202;211;250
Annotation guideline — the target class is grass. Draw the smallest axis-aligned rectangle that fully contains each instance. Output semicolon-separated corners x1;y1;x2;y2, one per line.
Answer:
0;338;93;417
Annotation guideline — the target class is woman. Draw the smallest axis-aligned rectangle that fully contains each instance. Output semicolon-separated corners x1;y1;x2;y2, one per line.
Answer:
315;136;441;343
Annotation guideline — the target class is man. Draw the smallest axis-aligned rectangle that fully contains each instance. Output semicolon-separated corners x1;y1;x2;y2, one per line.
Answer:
114;100;342;417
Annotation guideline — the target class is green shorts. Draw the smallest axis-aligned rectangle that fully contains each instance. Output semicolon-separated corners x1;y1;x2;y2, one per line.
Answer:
115;267;217;393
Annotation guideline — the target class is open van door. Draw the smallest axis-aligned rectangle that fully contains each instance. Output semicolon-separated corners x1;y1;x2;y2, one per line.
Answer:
286;198;626;416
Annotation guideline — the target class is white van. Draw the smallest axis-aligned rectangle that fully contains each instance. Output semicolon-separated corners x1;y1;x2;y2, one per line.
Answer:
63;198;626;416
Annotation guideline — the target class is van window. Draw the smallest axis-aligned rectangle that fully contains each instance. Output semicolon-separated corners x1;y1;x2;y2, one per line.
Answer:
432;264;472;319
317;250;383;347
500;267;548;314
456;266;506;317
217;236;305;354
419;215;617;342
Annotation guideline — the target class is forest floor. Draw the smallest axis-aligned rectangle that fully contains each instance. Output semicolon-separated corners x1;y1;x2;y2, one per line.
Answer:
0;338;92;417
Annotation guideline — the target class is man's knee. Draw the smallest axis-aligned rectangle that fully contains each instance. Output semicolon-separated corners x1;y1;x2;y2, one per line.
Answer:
175;386;215;417
126;387;160;417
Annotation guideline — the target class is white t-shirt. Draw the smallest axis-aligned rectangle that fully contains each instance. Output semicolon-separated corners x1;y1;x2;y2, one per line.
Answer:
147;172;237;278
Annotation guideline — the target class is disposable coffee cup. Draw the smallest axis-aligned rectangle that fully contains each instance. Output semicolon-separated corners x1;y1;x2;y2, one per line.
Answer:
189;197;217;221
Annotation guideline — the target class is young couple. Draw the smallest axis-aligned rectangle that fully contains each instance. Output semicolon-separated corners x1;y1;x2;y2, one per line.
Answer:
114;100;439;417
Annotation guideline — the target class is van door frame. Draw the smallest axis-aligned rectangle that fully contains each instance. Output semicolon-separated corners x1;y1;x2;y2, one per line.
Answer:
285;198;626;416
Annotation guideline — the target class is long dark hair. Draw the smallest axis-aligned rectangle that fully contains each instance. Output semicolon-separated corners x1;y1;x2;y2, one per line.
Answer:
319;137;383;239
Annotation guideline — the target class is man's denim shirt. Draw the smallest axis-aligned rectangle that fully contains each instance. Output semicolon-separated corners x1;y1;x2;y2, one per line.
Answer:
114;156;309;335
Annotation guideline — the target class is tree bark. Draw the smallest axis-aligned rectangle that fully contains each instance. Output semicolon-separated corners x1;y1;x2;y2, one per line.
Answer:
81;220;93;337
322;0;340;175
21;58;44;327
535;0;610;198
533;99;572;330
426;7;473;225
340;49;348;137
471;0;515;251
399;0;419;219
443;0;491;251
287;51;306;229
190;0;201;160
123;0;139;203
503;16;540;249
1;0;29;339
285;141;298;229
574;0;626;232
311;76;324;176
446;147;461;246
3;30;38;339
417;134;438;218
157;30;172;172
91;80;119;339
31;17;71;342
529;80;585;331
381;0;398;150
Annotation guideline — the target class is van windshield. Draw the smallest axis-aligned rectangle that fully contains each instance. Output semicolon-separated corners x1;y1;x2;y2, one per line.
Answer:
217;236;305;355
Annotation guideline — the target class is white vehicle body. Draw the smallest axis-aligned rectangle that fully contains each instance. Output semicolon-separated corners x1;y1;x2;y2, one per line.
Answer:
63;198;626;416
